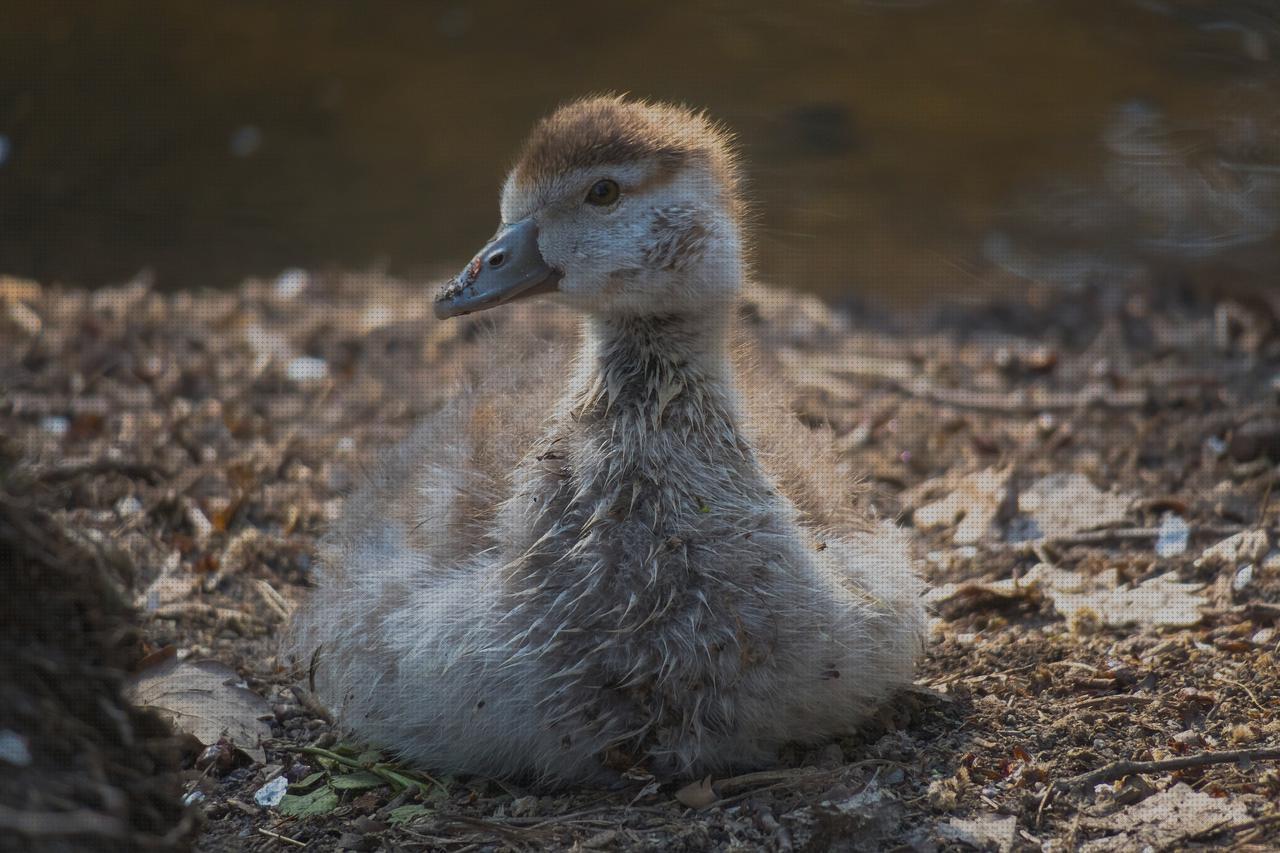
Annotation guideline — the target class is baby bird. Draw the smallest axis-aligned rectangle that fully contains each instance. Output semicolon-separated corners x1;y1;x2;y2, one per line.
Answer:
291;96;925;786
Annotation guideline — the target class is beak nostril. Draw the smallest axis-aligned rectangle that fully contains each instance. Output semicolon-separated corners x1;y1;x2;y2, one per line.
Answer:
487;250;506;268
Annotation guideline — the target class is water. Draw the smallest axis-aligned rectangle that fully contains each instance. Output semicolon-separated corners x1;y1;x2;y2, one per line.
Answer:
1;0;1276;305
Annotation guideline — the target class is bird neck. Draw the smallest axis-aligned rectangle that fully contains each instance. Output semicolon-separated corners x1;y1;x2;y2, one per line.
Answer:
571;308;738;423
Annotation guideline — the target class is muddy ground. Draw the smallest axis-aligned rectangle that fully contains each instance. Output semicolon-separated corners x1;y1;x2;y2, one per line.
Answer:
2;270;1279;852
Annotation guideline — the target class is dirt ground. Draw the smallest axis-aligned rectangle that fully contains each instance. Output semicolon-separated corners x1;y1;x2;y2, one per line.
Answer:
2;269;1279;852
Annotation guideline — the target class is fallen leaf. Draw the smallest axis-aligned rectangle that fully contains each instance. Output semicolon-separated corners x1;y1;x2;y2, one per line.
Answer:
1026;564;1207;629
924;581;1040;620
1194;529;1270;569
387;804;434;825
914;468;1011;545
278;786;340;818
330;770;388;791
928;564;1207;629
1081;783;1250;852
1016;472;1134;540
939;812;1017;853
675;776;718;808
125;657;272;763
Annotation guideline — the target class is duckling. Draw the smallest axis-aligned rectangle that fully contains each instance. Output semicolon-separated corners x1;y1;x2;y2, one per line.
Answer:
290;96;925;786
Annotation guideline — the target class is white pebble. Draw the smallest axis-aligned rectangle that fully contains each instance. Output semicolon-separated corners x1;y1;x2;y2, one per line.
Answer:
273;268;309;300
0;730;31;767
254;775;288;808
40;416;69;436
182;789;206;807
1232;564;1255;593
1155;513;1189;558
187;503;214;540
115;495;144;517
337;436;356;453
286;356;329;384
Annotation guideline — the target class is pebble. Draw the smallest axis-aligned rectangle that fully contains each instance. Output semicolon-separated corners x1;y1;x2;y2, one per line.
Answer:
0;730;32;767
40;415;69;436
115;495;144;517
1231;564;1254;593
273;268;309;300
286;356;329;384
254;775;289;808
1155;513;1189;558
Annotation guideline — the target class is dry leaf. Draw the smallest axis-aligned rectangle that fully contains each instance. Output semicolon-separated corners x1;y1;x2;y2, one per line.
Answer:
675;775;718;808
929;564;1207;629
939;813;1017;853
1194;529;1270;569
1016;472;1133;539
125;657;272;763
1025;564;1207;629
914;468;1011;545
1081;783;1250;852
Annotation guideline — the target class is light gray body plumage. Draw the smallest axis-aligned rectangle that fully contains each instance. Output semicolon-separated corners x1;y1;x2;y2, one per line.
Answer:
290;97;925;785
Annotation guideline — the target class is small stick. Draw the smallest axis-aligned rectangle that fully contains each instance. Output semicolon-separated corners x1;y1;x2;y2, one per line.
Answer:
257;827;306;847
1053;746;1280;793
1070;694;1155;709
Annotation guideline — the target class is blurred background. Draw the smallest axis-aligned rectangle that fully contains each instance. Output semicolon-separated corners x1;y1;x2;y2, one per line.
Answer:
1;0;1277;308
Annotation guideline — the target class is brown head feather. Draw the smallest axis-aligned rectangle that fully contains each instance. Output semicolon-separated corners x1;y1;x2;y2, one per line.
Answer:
512;95;740;202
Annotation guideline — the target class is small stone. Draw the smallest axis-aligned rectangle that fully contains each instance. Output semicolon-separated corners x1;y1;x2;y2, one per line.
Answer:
115;495;144;517
1155;513;1189;558
40;416;69;436
273;269;309;300
254;775;288;808
1232;564;1254;593
0;730;32;766
286;356;329;384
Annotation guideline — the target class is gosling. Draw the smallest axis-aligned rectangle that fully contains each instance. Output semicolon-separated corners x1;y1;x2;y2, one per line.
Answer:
291;96;925;786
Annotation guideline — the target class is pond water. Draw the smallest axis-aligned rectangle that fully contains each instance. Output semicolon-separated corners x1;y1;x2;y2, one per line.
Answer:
1;0;1277;305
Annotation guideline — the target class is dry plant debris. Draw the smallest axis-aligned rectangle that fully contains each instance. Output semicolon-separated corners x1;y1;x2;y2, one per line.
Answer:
2;269;1279;851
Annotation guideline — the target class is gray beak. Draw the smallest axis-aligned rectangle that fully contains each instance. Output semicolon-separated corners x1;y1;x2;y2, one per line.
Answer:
433;218;562;319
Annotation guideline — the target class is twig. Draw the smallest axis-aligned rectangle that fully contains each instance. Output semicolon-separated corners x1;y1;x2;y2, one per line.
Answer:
1005;524;1243;552
1213;674;1267;713
38;457;167;483
288;684;334;724
1070;694;1155;709
257;827;306;847
823;357;1149;413
704;759;901;810
1053;746;1280;793
255;579;294;621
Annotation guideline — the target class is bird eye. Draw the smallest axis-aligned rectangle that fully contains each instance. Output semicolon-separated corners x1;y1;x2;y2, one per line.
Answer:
585;179;620;206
